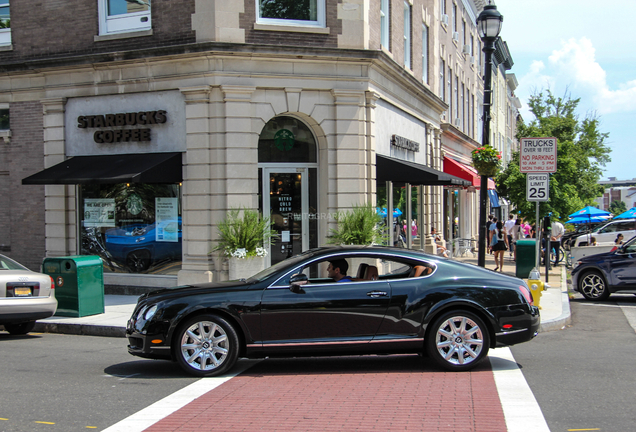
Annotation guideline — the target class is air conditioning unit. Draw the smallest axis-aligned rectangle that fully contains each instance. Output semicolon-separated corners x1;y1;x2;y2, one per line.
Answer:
454;118;462;128
441;14;449;26
462;44;471;55
452;32;459;42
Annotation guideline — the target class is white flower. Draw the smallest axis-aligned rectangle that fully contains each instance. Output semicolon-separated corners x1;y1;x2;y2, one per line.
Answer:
229;248;247;259
255;247;268;257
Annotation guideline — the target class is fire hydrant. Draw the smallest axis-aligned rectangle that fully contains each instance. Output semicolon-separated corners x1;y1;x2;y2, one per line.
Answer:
528;267;547;309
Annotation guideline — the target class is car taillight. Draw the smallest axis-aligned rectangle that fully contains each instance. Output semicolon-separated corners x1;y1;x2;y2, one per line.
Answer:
519;285;533;305
50;276;55;290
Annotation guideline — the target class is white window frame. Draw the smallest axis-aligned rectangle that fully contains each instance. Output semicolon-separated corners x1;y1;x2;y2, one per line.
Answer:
98;0;151;36
0;1;10;46
380;0;389;49
403;2;411;70
256;0;326;28
422;24;428;84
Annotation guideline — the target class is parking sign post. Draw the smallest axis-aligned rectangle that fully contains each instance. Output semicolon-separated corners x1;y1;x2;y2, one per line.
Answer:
521;137;558;278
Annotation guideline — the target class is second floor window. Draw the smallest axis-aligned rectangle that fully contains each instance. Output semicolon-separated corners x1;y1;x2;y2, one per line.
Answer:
0;1;10;45
380;0;389;49
403;2;411;70
0;109;8;130
99;0;151;35
258;0;326;28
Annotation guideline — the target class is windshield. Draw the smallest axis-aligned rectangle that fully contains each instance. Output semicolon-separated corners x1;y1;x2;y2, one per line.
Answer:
246;251;315;283
0;255;29;271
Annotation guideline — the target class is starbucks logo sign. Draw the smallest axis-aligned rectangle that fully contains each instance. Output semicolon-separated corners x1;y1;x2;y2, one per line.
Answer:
274;129;295;151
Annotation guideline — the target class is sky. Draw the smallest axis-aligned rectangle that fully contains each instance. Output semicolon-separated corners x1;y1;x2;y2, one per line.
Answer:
494;0;636;181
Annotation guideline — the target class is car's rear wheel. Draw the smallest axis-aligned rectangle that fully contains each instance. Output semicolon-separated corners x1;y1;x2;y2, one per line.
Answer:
579;271;610;301
426;311;490;371
174;314;239;377
4;321;36;335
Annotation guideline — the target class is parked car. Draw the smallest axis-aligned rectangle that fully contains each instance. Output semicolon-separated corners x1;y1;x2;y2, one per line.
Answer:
126;246;540;377
562;222;604;250
572;235;636;301
573;219;636;247
105;218;182;272
0;254;57;335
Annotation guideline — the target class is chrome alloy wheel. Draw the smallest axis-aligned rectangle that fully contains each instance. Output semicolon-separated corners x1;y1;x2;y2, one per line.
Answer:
434;316;484;366
180;320;229;372
580;272;609;300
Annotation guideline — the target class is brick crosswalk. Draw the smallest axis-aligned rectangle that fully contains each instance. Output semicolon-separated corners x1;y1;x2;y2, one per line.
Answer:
146;355;506;432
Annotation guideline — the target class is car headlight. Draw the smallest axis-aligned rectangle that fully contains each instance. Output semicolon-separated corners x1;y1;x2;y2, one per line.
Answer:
144;305;158;321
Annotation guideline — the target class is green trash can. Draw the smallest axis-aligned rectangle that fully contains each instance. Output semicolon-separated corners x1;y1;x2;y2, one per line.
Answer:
515;239;537;279
42;256;105;317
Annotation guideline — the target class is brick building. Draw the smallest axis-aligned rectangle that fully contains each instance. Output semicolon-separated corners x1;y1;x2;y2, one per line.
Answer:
0;0;516;289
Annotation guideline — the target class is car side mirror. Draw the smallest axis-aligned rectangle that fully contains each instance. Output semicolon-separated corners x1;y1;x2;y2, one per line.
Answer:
289;273;308;293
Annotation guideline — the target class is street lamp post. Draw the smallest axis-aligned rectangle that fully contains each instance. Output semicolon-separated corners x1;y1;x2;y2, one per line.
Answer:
476;3;503;268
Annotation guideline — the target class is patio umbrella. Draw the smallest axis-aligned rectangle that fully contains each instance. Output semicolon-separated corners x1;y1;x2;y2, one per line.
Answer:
566;215;608;224
568;206;610;219
613;207;636;219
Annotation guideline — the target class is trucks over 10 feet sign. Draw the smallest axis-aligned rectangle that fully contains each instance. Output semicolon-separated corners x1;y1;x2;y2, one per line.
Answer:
520;137;557;173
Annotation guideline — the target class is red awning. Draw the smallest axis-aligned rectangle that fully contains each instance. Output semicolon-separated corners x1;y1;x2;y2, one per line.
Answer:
443;157;496;189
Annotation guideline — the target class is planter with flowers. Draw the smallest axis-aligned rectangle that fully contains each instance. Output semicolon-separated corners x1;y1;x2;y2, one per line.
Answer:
471;145;502;177
215;208;277;280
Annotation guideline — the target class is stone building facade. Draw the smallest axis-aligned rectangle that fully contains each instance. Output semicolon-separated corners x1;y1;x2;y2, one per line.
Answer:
0;0;517;288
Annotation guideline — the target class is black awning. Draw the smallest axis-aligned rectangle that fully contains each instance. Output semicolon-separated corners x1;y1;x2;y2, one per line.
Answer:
376;154;471;186
22;152;183;185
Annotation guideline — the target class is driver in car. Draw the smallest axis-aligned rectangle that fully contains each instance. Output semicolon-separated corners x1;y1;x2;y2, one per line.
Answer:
327;259;353;282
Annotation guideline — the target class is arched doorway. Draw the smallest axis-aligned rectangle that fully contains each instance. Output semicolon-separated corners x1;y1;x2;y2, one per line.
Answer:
258;116;319;266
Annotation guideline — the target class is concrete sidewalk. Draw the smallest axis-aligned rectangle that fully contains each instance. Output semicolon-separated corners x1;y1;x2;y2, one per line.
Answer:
31;252;570;337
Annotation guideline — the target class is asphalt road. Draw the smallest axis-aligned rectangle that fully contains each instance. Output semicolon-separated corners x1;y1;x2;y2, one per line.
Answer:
511;293;636;432
0;332;197;432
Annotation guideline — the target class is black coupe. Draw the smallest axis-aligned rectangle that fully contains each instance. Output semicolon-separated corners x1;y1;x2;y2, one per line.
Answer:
126;246;540;377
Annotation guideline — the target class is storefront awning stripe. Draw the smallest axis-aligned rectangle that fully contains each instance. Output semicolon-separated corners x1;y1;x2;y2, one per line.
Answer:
376;154;471;186
22;152;183;185
442;157;496;190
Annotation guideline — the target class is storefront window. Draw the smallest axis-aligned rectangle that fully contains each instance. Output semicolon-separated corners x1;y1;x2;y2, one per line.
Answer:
79;183;181;274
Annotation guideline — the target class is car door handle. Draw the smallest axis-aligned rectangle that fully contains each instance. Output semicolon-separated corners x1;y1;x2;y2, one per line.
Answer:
367;291;388;298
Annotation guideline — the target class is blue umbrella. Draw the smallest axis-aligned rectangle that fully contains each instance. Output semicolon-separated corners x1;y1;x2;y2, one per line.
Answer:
566;215;608;224
393;208;403;217
568;206;610;219
376;207;387;217
613;207;636;219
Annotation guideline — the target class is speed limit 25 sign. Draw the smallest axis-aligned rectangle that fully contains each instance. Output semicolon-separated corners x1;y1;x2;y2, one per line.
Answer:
527;174;549;202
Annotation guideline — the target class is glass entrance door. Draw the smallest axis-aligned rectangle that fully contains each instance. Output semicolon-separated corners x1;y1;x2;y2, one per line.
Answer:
263;168;311;266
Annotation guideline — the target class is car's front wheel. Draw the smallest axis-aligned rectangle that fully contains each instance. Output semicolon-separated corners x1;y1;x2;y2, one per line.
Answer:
174;314;239;377
426;311;490;371
4;321;36;335
579;271;610;301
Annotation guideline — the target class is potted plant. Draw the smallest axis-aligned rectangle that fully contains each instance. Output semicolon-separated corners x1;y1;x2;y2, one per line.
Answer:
327;203;386;245
215;208;277;280
471;145;502;177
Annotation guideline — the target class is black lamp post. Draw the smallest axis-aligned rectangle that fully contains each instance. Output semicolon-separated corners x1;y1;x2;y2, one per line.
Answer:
476;3;503;268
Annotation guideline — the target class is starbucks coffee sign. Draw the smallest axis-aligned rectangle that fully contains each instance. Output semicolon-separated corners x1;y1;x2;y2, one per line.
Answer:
65;91;186;157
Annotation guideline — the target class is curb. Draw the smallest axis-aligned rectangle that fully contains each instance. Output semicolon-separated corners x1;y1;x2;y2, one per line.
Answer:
538;265;571;332
34;322;126;338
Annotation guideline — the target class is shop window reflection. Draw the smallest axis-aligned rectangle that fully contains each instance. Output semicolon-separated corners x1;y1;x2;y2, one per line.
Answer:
79;183;181;274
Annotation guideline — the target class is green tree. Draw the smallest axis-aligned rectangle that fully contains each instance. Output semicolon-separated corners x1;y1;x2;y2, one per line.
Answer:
496;90;610;223
609;200;627;216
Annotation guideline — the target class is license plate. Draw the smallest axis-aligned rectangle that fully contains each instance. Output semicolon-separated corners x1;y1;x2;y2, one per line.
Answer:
14;287;32;297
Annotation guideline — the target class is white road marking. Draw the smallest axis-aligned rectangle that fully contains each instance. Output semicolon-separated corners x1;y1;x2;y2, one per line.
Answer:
101;360;261;432
490;347;551;432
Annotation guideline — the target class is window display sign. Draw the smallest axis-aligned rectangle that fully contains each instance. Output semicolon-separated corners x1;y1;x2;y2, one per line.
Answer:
155;197;179;242
84;199;116;227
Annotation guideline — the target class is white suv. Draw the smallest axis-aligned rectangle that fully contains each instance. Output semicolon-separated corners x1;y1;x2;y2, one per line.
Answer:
573;218;636;247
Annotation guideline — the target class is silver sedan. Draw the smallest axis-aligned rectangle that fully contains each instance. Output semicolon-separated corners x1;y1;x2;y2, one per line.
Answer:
0;254;57;335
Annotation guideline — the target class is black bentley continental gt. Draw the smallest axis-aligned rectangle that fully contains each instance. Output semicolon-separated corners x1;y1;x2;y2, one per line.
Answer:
126;246;540;377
